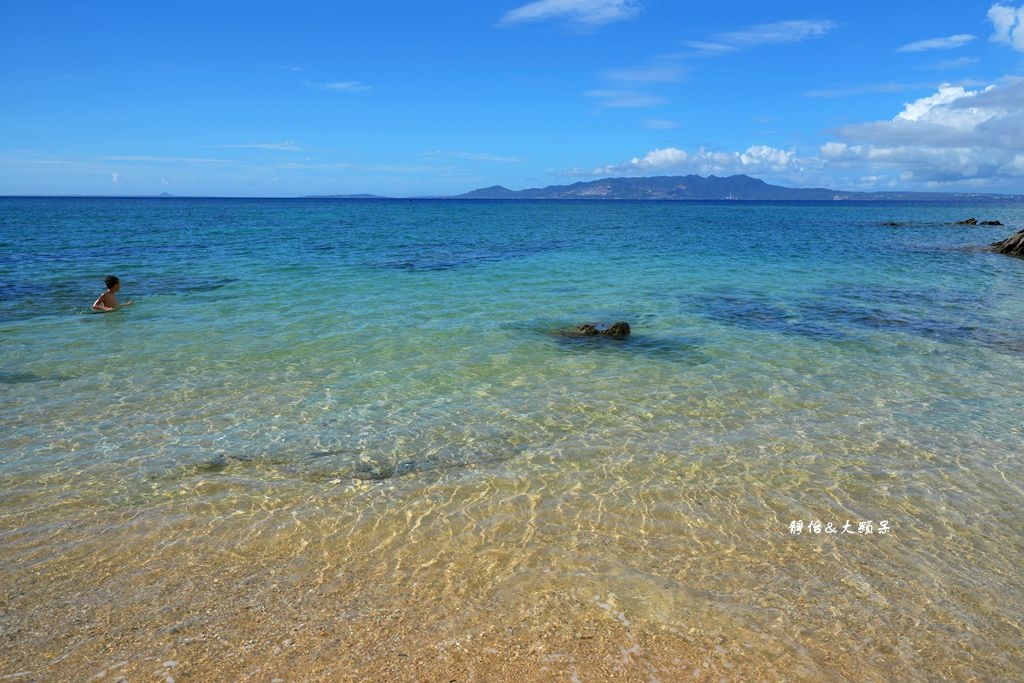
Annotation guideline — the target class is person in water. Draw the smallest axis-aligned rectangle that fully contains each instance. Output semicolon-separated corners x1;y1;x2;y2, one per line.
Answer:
92;275;133;312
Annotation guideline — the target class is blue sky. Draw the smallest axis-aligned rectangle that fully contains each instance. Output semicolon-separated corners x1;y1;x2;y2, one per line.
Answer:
2;0;1023;196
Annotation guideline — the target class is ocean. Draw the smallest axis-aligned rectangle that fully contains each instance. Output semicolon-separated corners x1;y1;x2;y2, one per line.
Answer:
1;197;1023;680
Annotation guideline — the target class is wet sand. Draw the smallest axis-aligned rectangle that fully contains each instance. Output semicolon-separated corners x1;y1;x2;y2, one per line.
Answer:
4;460;1020;682
0;535;871;683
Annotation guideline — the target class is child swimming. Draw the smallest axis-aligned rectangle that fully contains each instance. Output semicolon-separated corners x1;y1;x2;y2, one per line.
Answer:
92;275;133;312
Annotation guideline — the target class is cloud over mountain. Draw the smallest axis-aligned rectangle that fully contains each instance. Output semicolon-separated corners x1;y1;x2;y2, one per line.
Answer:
581;144;814;179
822;79;1024;183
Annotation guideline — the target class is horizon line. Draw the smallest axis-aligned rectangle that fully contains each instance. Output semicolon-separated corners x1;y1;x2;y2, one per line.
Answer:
3;193;1023;201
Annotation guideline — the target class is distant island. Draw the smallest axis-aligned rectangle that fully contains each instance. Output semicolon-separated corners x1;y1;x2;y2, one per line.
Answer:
452;174;1023;201
301;174;1022;201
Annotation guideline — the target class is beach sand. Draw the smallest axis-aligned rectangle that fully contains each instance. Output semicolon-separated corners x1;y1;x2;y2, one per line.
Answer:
0;543;815;682
1;471;997;683
0;490;745;682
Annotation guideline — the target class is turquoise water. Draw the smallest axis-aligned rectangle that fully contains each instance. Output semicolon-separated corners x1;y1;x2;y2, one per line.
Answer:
2;197;1023;679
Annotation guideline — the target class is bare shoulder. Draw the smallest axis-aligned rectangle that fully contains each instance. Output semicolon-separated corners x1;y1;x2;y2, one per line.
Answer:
93;291;116;310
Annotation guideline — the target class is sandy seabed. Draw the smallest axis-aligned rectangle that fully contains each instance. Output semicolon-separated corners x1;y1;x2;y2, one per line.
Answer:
4;464;1012;683
0;552;852;683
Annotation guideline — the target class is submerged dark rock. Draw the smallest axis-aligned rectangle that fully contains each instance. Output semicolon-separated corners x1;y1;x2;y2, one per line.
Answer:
196;454;229;471
699;294;842;339
0;371;68;384
990;229;1024;257
696;285;1010;349
955;218;1004;226
564;321;631;338
352;464;395;481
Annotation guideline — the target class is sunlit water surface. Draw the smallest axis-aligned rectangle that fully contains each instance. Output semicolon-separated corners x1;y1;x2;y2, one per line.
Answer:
1;198;1023;680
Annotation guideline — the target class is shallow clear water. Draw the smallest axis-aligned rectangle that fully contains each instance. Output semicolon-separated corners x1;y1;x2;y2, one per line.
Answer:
2;197;1023;679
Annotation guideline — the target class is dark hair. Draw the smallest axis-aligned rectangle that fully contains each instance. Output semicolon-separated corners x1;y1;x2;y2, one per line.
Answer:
104;275;120;289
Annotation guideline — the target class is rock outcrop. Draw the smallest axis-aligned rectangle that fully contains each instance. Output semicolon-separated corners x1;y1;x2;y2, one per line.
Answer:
955;218;1004;226
991;230;1024;257
561;321;631;338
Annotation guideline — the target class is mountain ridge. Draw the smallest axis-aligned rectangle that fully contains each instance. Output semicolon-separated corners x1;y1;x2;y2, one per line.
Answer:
453;174;1021;201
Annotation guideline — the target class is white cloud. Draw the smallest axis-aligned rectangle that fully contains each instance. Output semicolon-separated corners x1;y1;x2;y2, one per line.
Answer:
220;141;302;151
305;80;370;92
820;142;850;159
499;0;641;28
586;88;666;107
897;34;976;52
111;172;120;184
894;84;996;128
719;19;838;47
684;19;837;56
989;3;1024;50
582;144;812;178
741;145;796;167
632;147;688;169
681;41;736;57
579;78;1024;189
822;78;1024;183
